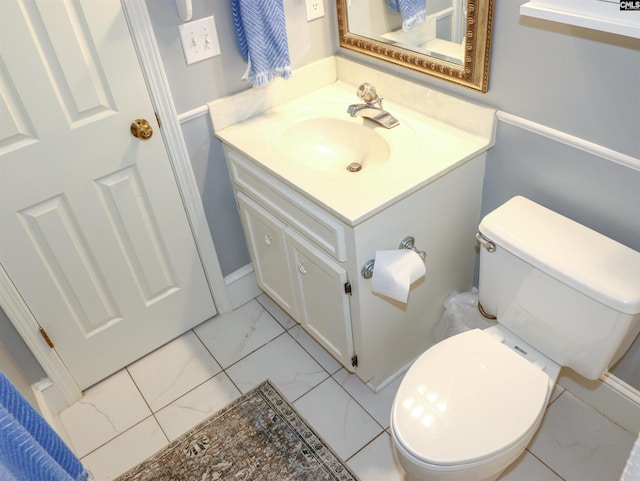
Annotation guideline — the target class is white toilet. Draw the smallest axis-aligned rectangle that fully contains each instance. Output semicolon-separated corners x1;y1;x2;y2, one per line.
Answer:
390;196;640;481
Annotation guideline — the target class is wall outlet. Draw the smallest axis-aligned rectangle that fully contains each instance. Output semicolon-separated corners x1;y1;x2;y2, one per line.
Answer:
178;16;221;65
305;0;325;21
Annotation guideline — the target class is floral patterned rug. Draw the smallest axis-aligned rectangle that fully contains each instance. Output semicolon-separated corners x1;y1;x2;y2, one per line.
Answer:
114;380;359;481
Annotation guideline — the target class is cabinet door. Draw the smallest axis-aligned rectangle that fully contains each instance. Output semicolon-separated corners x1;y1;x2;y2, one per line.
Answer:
286;229;355;371
236;193;297;317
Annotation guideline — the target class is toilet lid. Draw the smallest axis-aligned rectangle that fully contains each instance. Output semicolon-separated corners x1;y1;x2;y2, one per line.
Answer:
392;329;549;466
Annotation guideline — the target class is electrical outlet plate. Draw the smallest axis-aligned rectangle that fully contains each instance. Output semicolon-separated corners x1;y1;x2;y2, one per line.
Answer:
178;16;221;65
305;0;325;21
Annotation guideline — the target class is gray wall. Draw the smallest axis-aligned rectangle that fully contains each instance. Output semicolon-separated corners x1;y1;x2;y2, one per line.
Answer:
0;337;39;409
0;307;46;383
346;2;639;159
340;2;640;385
484;6;640;387
145;0;338;276
157;1;640;386
146;0;337;114
2;0;638;393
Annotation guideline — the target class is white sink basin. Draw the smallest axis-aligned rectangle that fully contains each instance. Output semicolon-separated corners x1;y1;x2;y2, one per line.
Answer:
278;117;391;173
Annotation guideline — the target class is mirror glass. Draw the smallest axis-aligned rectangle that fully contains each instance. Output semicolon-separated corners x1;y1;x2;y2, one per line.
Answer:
337;0;494;92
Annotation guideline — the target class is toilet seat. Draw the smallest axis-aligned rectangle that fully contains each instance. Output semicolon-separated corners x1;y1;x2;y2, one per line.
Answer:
391;329;550;467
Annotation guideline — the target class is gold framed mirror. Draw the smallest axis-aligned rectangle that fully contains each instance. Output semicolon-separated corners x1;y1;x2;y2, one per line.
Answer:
337;0;494;92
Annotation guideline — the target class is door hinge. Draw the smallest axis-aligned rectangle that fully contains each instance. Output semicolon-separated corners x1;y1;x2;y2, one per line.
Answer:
351;355;358;368
39;327;54;348
155;112;161;128
344;281;352;295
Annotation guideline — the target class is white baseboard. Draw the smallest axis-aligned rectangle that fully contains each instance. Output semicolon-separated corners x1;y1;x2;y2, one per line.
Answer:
224;264;261;310
559;370;640;435
36;262;637;437
32;378;73;445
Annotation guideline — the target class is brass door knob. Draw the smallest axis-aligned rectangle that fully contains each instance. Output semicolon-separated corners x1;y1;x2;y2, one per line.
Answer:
130;118;153;140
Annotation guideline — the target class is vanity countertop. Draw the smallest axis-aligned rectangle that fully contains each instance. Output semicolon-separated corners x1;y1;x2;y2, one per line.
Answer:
213;57;496;226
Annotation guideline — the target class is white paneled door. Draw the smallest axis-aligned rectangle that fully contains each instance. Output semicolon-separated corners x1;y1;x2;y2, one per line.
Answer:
0;0;216;389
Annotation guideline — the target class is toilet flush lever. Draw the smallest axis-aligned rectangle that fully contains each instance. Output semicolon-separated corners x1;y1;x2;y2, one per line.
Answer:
475;232;496;252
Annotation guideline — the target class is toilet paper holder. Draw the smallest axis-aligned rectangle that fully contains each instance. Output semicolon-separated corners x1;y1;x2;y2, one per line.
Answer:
361;236;426;279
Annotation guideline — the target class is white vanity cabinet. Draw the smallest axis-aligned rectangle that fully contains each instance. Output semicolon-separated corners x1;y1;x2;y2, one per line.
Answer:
228;149;356;371
224;144;487;391
213;58;496;390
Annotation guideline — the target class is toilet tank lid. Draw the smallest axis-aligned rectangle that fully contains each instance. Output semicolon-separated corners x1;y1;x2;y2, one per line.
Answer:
479;196;640;314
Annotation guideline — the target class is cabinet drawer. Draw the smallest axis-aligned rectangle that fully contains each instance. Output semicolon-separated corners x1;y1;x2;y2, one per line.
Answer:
227;149;347;262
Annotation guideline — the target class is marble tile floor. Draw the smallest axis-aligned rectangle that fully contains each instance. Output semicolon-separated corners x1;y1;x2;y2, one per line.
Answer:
58;295;636;481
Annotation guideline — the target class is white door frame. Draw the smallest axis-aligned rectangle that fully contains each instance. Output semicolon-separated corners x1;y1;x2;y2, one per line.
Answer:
0;0;231;407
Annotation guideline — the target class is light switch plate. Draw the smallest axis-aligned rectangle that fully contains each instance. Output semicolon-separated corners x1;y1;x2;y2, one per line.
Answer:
178;16;221;65
305;0;325;21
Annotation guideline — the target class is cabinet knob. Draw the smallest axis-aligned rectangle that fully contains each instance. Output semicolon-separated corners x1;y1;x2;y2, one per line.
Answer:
297;262;308;275
263;233;273;247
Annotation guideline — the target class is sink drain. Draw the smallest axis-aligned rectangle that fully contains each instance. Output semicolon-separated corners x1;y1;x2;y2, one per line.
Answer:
346;162;362;172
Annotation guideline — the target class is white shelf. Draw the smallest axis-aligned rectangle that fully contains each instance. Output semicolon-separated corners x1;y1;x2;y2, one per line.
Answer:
520;1;640;39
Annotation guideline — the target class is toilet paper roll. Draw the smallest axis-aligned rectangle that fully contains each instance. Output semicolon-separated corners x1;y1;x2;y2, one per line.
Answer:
371;250;426;303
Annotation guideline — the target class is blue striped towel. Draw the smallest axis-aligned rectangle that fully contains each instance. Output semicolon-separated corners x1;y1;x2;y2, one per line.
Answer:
0;371;89;481
386;0;427;31
231;0;292;88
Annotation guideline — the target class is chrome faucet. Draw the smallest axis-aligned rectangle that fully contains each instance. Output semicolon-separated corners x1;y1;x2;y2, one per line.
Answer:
347;83;399;129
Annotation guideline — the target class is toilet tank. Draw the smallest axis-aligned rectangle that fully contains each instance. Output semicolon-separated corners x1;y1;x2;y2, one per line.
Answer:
477;196;640;380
